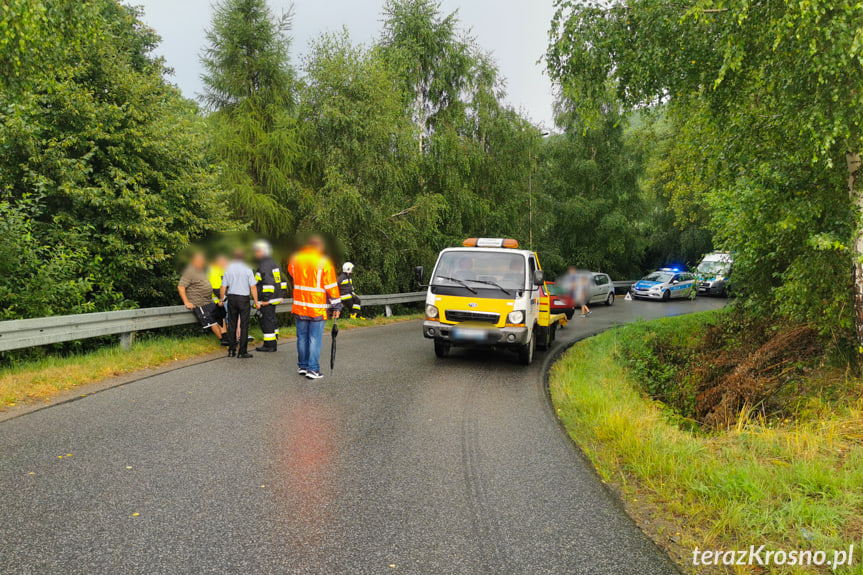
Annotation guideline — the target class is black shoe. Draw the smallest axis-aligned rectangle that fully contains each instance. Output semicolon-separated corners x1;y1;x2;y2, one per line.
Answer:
220;338;230;347
247;336;255;343
255;346;276;353
237;352;254;359
228;349;236;358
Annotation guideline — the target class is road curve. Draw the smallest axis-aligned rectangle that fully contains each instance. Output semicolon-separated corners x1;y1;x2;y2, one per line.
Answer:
0;297;725;574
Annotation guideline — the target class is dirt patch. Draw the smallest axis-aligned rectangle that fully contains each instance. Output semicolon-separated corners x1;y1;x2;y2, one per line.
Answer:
696;325;821;427
618;310;827;429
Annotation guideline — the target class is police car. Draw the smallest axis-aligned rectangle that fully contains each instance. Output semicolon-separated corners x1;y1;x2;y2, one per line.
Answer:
630;268;697;301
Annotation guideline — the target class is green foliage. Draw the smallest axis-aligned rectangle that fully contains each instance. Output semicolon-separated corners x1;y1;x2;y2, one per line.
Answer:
201;0;301;236
548;0;863;335
0;0;229;319
534;108;649;279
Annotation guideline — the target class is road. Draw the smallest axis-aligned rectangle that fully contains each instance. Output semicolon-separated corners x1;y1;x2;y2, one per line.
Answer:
0;296;724;574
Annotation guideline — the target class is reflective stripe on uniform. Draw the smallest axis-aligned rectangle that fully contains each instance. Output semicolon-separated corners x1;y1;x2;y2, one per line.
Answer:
263;333;277;341
280;282;288;290
340;293;352;300
329;298;341;305
292;300;329;309
262;285;275;293
268;298;283;305
324;282;338;290
294;285;325;293
255;272;262;281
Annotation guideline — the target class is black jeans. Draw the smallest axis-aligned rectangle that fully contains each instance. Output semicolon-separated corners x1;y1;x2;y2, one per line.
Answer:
227;294;251;354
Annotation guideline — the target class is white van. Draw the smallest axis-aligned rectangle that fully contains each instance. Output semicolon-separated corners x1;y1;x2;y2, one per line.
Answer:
695;252;733;296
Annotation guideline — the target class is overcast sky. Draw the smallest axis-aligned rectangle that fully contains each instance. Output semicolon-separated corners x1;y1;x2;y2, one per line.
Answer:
134;0;558;129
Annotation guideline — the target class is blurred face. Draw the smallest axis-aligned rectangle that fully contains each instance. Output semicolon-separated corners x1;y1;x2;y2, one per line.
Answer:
233;248;245;261
254;248;265;261
191;252;206;270
308;236;324;252
215;256;229;269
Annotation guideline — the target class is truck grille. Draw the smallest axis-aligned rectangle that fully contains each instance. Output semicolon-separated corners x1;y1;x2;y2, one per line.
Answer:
445;310;500;324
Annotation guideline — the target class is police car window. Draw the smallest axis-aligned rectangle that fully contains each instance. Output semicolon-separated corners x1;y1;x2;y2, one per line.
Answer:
644;271;673;282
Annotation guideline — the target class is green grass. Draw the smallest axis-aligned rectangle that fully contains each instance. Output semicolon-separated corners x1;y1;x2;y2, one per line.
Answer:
1;313;421;408
549;320;863;574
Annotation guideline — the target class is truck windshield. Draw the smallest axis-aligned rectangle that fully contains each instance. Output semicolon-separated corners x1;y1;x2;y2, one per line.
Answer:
696;261;731;277
432;251;525;298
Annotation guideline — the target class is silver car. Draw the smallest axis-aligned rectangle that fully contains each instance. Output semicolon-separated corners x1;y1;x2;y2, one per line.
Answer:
631;268;697;301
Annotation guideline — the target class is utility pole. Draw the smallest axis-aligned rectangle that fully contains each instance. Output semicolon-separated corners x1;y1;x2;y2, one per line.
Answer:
528;152;533;250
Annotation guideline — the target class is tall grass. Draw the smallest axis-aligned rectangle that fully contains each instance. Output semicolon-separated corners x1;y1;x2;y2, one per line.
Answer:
550;327;863;574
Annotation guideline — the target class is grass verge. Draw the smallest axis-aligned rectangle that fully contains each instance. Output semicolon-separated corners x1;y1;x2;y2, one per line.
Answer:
549;313;863;574
1;313;421;409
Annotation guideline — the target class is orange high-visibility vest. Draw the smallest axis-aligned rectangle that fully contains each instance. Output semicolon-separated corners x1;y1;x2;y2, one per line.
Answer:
288;247;341;319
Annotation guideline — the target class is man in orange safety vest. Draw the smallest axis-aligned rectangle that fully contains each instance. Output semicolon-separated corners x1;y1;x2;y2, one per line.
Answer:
288;235;342;380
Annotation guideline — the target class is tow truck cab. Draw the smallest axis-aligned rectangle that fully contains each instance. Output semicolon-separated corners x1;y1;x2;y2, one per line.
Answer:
417;238;567;365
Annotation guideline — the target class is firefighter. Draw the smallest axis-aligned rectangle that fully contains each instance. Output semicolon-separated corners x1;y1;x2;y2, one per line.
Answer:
288;235;342;380
253;240;284;353
337;262;363;319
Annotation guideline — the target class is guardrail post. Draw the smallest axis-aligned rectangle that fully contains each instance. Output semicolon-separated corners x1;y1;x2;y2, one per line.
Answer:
385;305;393;318
120;332;135;350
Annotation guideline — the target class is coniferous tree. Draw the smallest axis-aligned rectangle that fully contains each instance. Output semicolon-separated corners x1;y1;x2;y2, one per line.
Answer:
201;0;303;236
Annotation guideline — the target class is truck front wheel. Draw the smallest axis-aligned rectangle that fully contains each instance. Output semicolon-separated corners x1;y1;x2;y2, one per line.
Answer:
434;340;450;358
518;331;535;366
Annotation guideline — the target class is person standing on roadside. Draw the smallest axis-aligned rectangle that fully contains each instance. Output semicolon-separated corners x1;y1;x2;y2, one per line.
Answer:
178;251;226;344
288;235;342;380
219;248;260;358
253;240;284;353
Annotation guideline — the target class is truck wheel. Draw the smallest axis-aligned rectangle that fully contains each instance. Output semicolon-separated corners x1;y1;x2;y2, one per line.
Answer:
518;331;535;366
434;340;450;358
605;291;614;306
536;326;549;351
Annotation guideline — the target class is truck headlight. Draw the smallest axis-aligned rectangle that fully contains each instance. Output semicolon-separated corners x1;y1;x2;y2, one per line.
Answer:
425;305;439;319
507;311;524;324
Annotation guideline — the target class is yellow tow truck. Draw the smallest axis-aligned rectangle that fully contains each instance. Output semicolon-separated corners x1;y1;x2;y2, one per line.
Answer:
416;238;568;365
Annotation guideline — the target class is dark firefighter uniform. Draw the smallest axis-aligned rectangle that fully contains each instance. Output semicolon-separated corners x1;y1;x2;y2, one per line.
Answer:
337;271;362;318
255;256;285;351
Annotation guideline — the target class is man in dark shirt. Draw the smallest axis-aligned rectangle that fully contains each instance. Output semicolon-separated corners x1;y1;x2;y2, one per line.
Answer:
178;251;226;343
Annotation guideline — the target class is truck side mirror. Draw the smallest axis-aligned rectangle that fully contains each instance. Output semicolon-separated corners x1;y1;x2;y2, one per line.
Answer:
532;269;544;286
415;266;425;286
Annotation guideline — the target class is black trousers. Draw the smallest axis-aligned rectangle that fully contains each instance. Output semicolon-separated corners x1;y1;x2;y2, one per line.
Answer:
259;304;278;349
227;294;251;354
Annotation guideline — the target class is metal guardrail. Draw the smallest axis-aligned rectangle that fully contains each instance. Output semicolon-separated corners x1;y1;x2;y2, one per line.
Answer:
0;283;636;353
0;292;427;353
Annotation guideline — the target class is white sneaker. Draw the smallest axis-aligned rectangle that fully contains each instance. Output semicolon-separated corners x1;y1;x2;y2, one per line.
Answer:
305;371;324;380
297;368;308;376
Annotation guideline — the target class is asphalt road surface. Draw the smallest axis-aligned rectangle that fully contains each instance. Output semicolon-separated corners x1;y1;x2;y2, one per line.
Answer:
0;296;725;574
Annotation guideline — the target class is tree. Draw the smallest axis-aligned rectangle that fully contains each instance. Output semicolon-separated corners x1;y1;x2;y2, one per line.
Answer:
548;0;863;336
297;31;438;293
200;0;302;236
0;0;229;317
379;0;474;153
